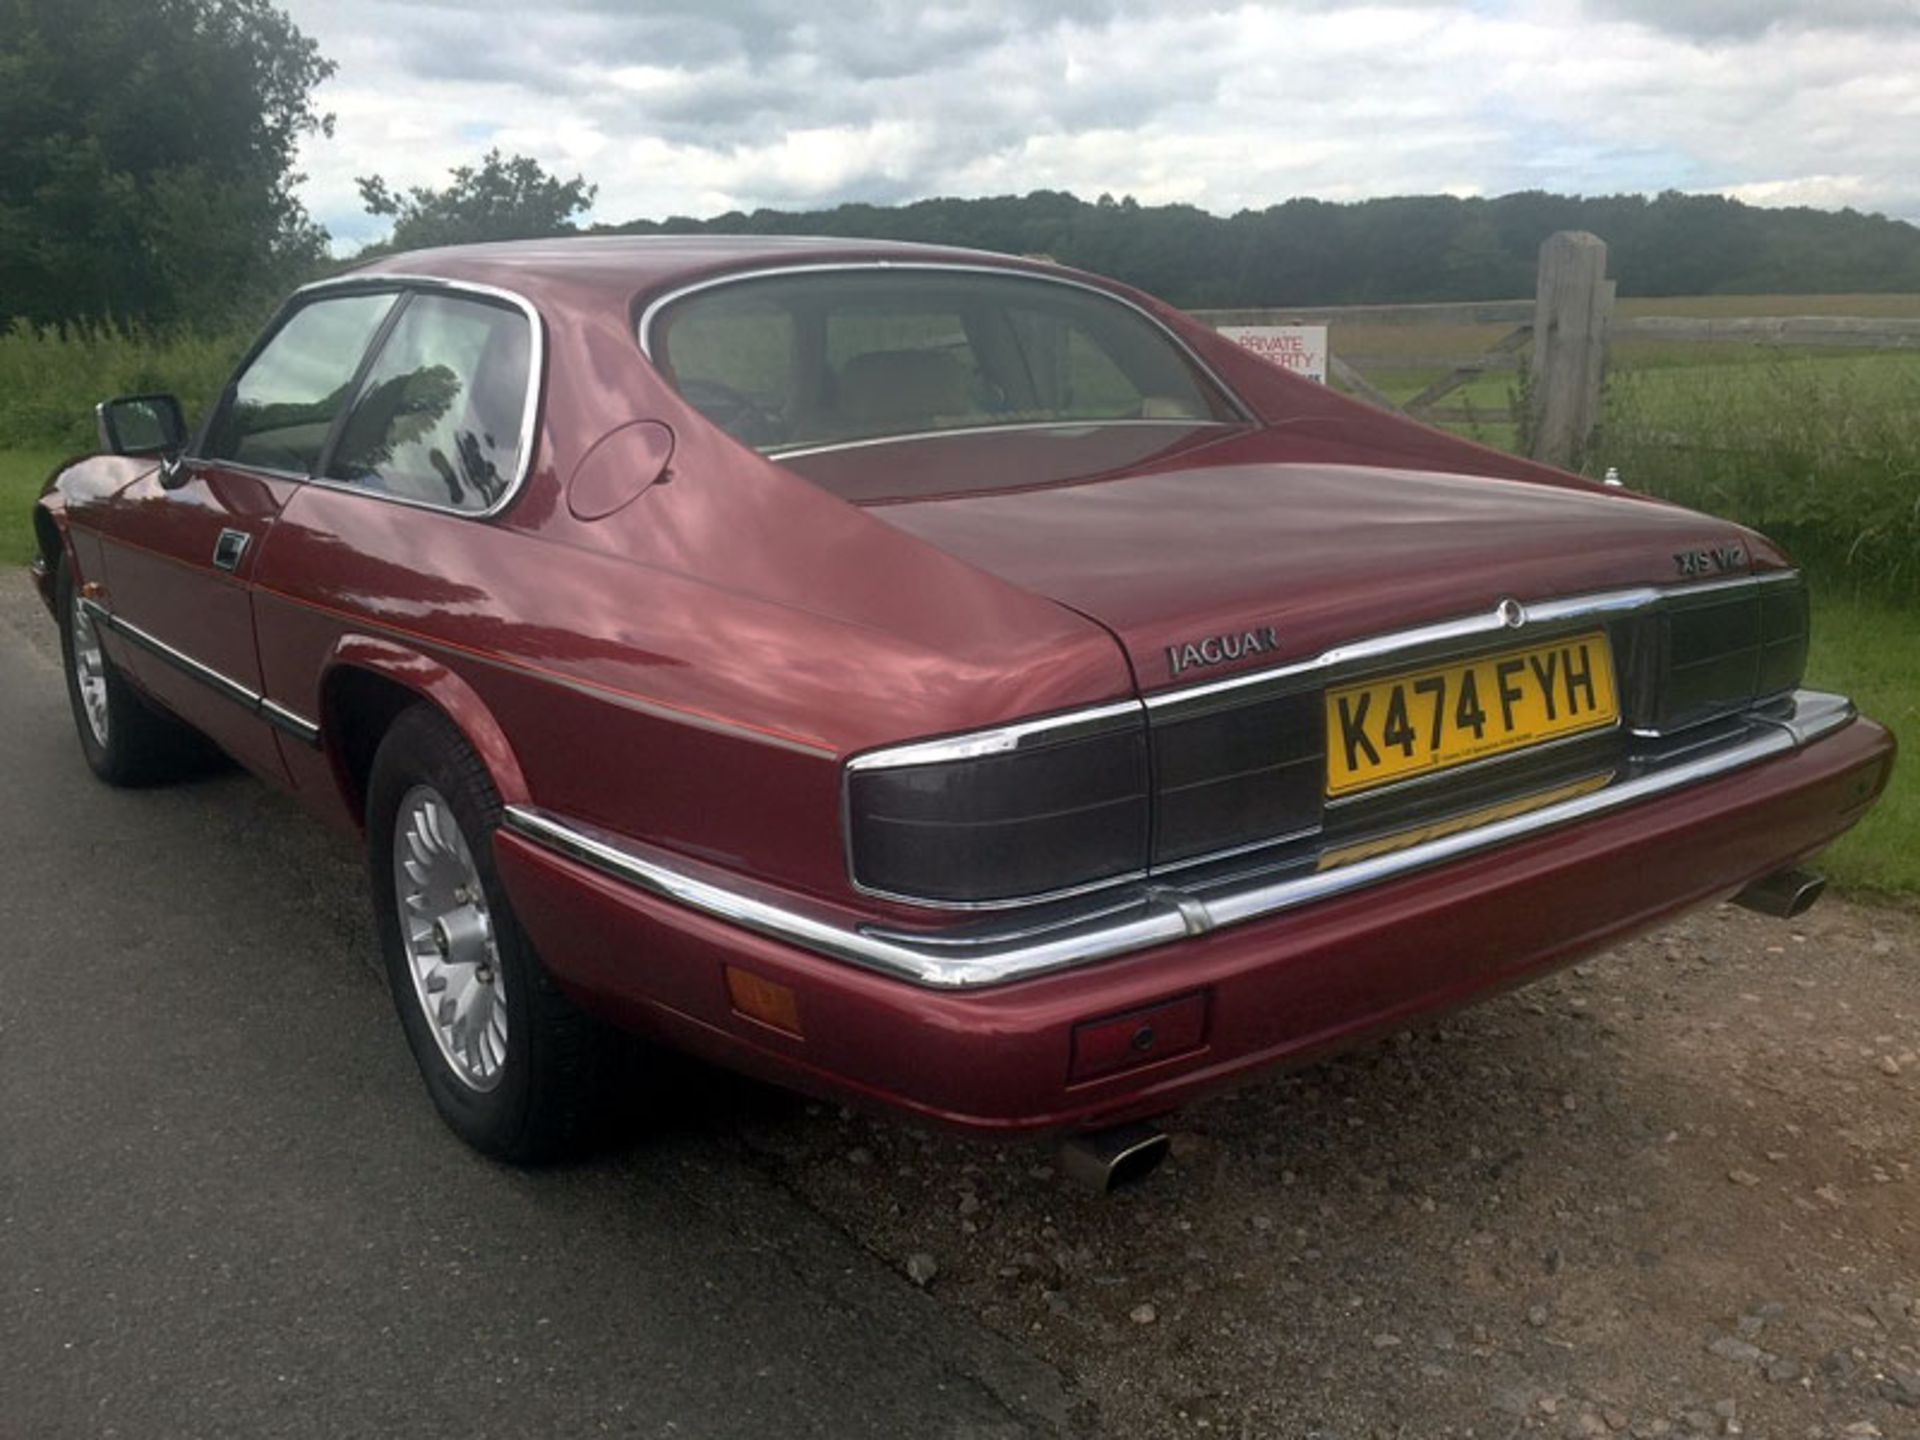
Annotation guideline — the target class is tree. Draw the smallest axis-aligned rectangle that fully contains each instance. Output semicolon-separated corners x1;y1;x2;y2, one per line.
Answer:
357;150;597;252
0;0;334;329
603;188;1920;305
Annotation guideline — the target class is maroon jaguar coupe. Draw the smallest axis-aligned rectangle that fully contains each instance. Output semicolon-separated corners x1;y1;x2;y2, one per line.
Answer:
32;237;1893;1181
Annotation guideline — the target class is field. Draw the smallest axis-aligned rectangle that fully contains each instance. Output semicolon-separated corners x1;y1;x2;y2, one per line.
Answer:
3;299;1914;897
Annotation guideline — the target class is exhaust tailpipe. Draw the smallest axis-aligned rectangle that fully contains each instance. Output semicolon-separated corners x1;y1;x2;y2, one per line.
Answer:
1733;867;1826;920
1060;1123;1170;1193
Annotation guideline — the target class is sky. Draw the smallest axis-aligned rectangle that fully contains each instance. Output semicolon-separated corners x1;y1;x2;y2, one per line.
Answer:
279;0;1920;253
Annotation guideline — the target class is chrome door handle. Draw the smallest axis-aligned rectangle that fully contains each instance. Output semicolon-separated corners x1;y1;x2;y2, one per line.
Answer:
213;528;251;572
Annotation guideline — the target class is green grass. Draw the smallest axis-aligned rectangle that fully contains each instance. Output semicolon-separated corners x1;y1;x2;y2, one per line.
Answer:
1600;353;1920;600
1335;297;1920;604
0;317;246;568
0;321;244;453
2;448;72;566
1806;590;1918;899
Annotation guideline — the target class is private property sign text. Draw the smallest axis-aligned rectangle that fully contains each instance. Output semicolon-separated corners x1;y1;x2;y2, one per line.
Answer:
1219;325;1329;383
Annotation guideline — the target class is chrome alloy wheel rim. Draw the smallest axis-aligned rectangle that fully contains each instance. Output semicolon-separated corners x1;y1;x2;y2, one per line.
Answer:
394;785;508;1091
71;596;109;747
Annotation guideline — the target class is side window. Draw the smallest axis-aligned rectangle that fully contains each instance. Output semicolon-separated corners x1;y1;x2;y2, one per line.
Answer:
327;293;533;513
203;293;397;473
1006;308;1193;419
656;292;795;446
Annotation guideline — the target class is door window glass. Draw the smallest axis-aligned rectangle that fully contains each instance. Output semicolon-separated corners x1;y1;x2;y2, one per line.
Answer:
327;293;533;513
203;293;397;474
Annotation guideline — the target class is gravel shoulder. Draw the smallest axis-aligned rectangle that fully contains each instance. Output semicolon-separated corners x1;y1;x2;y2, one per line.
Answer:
735;897;1920;1439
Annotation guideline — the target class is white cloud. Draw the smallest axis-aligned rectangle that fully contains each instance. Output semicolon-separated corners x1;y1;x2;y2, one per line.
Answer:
279;0;1920;253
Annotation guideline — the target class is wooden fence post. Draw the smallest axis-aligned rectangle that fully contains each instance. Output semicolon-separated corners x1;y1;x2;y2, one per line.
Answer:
1529;231;1613;468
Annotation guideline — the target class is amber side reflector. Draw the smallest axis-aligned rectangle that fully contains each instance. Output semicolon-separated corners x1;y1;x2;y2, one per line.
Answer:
724;966;804;1038
1070;992;1208;1084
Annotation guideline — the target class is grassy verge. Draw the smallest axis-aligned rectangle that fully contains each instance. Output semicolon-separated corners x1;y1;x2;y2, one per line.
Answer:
1806;590;1918;899
0;321;244;453
2;448;72;567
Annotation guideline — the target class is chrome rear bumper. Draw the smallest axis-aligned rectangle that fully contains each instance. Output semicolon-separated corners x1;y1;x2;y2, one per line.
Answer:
503;689;1859;991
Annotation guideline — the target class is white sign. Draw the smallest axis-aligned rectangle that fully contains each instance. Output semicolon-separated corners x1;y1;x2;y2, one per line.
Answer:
1219;325;1329;384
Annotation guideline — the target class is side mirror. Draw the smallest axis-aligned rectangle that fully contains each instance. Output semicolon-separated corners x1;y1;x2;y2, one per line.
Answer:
96;394;187;459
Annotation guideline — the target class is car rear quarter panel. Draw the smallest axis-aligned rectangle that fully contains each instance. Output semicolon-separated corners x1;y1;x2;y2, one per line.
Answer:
251;303;1133;905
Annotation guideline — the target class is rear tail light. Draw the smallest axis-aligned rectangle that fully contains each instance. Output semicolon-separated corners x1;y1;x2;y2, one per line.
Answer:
1756;576;1810;698
845;717;1149;905
1149;688;1324;865
1652;575;1809;732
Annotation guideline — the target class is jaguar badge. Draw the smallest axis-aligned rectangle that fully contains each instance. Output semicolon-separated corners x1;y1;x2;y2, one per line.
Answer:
1167;626;1279;678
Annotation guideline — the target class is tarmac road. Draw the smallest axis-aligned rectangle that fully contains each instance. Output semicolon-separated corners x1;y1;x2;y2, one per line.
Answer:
0;575;1077;1440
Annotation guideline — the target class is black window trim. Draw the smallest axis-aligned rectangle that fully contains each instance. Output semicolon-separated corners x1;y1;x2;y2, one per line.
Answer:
311;287;416;482
190;274;546;521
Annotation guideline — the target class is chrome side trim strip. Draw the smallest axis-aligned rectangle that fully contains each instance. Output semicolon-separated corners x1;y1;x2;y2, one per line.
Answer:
501;802;1193;989
848;866;1153;915
846;700;1143;771
768;419;1241;463
503;689;1856;990
259;698;323;745
82;600;321;748
85;598;258;709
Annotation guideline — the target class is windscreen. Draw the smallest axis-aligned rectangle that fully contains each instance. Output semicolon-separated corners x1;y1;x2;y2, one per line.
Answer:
648;268;1240;454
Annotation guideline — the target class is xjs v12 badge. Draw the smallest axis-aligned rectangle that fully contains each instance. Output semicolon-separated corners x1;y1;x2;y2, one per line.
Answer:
1674;542;1747;578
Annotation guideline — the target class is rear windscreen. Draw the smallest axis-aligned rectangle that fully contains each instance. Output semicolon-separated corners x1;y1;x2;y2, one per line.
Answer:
648;268;1241;455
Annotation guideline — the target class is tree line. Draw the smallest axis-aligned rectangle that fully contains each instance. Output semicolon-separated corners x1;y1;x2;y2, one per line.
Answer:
604;189;1920;309
7;0;1920;335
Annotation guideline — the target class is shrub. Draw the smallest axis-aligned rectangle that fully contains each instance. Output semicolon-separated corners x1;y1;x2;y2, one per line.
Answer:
1597;353;1920;600
0;321;251;452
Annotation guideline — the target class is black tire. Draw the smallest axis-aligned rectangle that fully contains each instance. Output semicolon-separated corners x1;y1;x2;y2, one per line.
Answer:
55;557;209;787
367;704;616;1162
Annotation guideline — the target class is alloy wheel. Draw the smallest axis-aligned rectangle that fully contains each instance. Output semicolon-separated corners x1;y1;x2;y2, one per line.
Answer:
70;596;110;748
393;784;509;1091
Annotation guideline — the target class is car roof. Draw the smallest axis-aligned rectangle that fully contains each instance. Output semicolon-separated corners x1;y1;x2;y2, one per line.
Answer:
344;234;1058;311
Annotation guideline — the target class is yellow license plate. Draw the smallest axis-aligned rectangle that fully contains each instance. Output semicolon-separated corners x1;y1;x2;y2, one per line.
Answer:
1325;631;1619;798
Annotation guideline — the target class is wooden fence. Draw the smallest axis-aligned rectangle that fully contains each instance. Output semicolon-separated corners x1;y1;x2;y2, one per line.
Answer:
1193;231;1920;468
